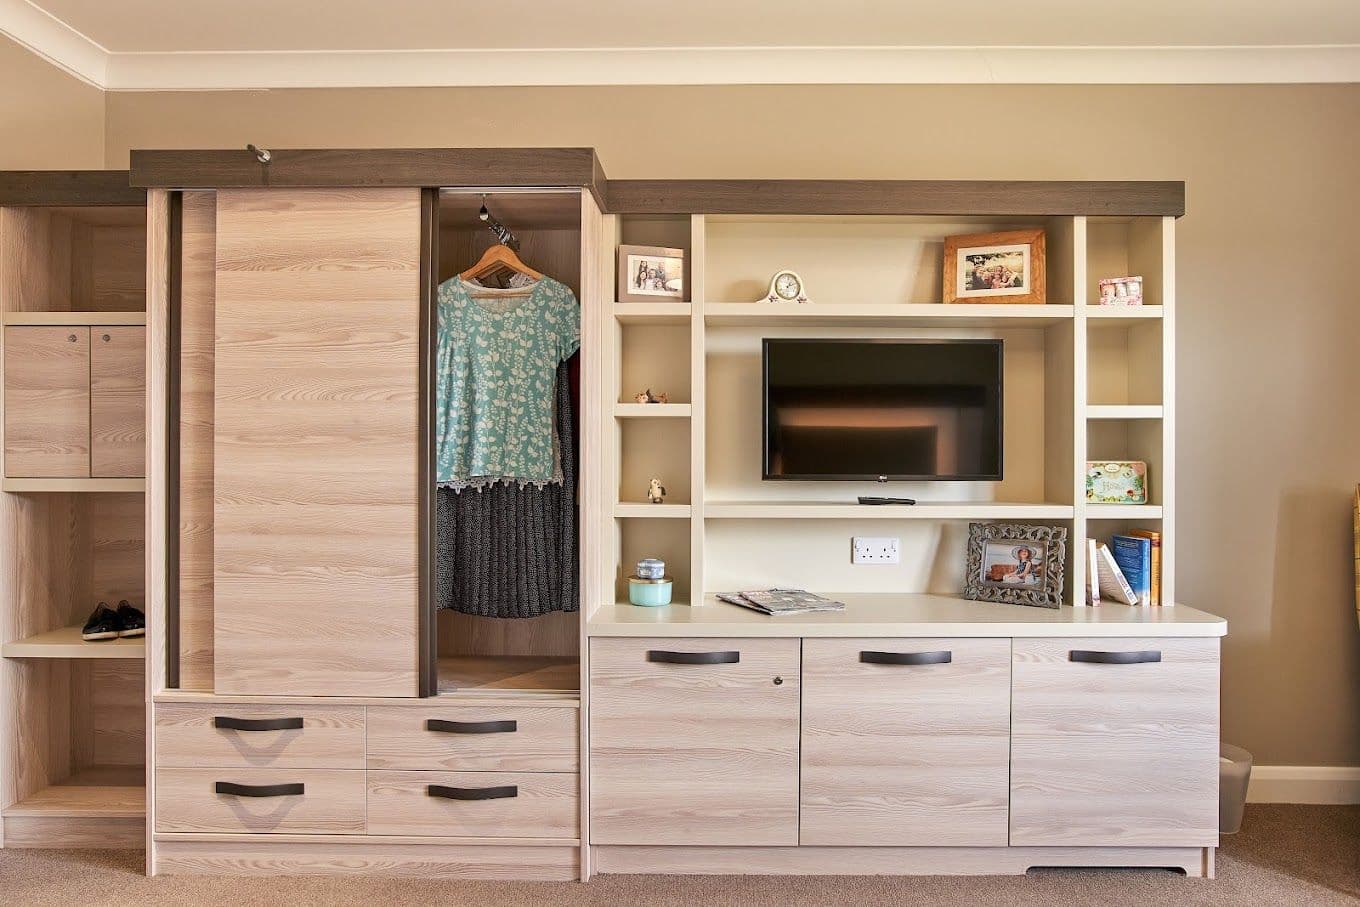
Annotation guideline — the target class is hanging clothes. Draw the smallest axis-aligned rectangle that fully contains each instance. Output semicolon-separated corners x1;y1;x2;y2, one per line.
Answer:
436;274;580;491
435;359;578;617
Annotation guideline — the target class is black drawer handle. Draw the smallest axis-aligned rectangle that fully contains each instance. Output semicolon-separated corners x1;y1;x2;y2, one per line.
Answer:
1069;650;1162;664
426;718;517;735
214;716;304;732
427;784;518;801
646;650;740;664
215;781;304;798
860;650;952;666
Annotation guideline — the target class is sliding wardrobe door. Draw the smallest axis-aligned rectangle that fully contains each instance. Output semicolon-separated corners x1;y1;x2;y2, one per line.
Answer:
213;188;422;696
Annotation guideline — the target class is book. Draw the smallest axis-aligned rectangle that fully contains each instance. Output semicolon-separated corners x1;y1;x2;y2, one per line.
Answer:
1087;538;1100;605
1094;543;1139;605
1124;528;1162;606
716;589;846;616
1110;534;1153;606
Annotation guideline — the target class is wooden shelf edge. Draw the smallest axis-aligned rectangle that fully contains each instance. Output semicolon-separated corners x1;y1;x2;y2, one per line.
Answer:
615;503;692;518
703;303;1074;326
613;403;691;417
704;501;1075;519
1085;504;1165;518
3;623;146;659
2;477;146;493
2;773;145;819
3;310;147;326
1086;405;1164;419
1084;305;1164;319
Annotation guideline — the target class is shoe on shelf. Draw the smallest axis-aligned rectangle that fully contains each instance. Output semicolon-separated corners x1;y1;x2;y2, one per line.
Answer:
81;603;121;641
115;600;145;638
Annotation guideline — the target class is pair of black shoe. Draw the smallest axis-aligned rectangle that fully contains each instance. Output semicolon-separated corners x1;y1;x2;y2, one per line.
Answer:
81;600;145;641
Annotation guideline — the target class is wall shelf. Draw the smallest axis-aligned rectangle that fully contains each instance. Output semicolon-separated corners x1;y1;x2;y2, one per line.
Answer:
0;766;144;818
1087;405;1164;420
1086;503;1164;518
704;501;1075;520
1;478;146;493
3;624;145;659
614;403;691;418
1084;306;1163;320
704;303;1074;328
615;503;692;518
613;302;692;324
3;311;147;326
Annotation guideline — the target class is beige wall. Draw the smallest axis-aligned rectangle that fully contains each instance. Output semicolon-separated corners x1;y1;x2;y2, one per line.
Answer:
9;75;1359;765
0;36;103;169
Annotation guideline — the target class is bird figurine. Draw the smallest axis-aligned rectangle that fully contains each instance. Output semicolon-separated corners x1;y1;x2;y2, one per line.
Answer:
647;477;667;504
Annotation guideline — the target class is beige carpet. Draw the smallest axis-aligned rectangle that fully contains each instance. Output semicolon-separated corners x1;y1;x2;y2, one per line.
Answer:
3;805;1357;907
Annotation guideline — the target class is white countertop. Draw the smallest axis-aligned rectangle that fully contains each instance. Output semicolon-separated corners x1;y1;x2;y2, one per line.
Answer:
587;593;1227;638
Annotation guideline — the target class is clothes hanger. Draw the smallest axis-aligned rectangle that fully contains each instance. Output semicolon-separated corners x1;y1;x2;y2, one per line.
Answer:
460;197;544;282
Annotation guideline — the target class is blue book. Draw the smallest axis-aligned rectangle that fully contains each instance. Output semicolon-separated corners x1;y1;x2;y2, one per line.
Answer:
1110;535;1152;606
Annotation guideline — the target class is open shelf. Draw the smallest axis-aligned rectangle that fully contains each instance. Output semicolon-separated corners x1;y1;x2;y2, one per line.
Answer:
1087;503;1164;518
1;765;144;818
1087;405;1163;420
1085;305;1163;321
705;303;1073;328
2;478;146;493
615;503;691;518
3;311;147;326
614;403;691;418
704;501;1074;520
3;624;145;659
436;655;579;695
614;302;692;324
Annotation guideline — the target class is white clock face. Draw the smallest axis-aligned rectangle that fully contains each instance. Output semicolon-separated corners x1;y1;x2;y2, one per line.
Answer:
775;272;801;299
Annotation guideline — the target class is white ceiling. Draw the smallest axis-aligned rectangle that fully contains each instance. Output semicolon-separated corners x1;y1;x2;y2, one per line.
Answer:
4;0;1359;89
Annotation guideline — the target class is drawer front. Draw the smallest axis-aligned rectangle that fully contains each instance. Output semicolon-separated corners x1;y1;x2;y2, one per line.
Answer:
801;637;1011;847
367;705;578;772
589;637;801;846
155;702;366;769
1010;637;1220;847
155;767;365;834
367;771;579;838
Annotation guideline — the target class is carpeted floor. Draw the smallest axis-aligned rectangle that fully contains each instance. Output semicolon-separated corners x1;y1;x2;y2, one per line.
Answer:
3;805;1357;906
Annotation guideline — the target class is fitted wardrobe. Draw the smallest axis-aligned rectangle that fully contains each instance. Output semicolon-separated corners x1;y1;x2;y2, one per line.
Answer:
0;153;1225;881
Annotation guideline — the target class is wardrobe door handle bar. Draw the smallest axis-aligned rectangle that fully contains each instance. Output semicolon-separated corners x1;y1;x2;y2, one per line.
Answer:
215;782;305;798
1069;650;1162;664
646;650;740;665
427;784;519;801
213;716;304;732
426;718;517;734
860;650;952;666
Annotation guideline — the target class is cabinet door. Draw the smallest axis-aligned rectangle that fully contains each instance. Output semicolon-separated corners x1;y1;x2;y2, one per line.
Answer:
590;637;800;845
90;326;146;477
213;188;423;696
3;326;90;477
1010;637;1219;846
801;638;1011;846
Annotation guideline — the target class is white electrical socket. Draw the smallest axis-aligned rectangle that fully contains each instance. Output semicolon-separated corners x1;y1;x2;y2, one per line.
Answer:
852;536;900;565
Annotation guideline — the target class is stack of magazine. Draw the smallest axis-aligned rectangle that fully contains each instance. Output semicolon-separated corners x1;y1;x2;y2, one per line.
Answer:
716;589;846;616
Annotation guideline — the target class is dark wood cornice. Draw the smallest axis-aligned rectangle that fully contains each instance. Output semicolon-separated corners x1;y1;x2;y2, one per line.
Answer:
604;179;1185;217
130;147;608;208
0;171;144;207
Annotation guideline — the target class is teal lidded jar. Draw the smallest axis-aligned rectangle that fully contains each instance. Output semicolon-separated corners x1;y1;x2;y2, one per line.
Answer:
628;575;673;607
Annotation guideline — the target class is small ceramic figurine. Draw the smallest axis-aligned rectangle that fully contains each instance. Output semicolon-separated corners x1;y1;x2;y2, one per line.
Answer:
633;388;670;404
647;477;667;504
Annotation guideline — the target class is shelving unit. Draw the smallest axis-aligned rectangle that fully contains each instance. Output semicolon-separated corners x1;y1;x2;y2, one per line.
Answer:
3;311;147;326
3;624;145;659
1;477;146;493
597;210;1174;616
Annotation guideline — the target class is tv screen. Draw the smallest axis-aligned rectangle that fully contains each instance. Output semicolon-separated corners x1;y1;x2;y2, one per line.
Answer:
763;339;1003;481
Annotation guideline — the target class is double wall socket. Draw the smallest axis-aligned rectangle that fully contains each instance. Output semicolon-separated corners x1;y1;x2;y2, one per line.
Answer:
852;536;900;564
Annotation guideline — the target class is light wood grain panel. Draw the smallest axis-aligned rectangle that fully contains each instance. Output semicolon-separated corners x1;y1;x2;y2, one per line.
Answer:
3;816;144;848
4;326;90;477
213;188;421;697
177;191;216;690
800;637;1011;846
438;610;579;658
155;767;365;834
85;221;148;312
154;702;365;769
71;660;145;769
88;492;145;609
89;326;145;477
366;705;578;772
589;637;800;846
367;770;578;838
152;840;578;879
0;208;72;313
1010;636;1219;846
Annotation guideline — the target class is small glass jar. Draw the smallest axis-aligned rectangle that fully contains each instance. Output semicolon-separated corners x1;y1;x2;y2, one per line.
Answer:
628;575;673;607
635;558;666;580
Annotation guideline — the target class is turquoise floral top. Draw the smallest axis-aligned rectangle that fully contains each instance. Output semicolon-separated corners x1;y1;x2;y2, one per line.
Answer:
437;276;579;489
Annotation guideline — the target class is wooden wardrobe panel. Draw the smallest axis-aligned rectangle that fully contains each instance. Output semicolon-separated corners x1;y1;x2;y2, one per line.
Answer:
213;188;422;697
178;190;216;691
3;326;90;477
90;326;146;477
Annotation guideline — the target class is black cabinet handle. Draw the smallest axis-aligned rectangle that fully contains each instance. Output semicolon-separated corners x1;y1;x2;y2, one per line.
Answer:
426;718;517;735
1069;649;1162;664
646;650;740;664
213;716;304;732
215;781;304;798
860;650;952;666
427;784;518;801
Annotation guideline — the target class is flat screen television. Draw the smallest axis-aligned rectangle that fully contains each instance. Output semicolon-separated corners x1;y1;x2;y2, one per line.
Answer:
762;339;1003;482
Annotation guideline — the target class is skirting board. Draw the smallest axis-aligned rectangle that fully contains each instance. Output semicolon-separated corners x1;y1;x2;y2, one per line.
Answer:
1247;766;1360;805
2;816;145;849
591;845;1214;878
152;841;579;880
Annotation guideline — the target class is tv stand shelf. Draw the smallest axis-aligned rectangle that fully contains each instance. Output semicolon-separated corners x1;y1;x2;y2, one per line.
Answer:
703;501;1073;520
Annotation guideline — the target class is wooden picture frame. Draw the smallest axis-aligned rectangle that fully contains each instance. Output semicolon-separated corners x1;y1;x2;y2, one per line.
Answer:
618;244;686;303
963;522;1066;609
943;228;1047;305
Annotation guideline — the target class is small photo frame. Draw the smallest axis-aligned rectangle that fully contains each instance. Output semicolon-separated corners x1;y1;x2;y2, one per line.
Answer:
618;244;686;303
964;522;1067;609
944;228;1047;305
1097;276;1144;306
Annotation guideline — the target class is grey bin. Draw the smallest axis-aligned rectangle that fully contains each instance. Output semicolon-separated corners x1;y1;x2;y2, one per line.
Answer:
1220;744;1253;835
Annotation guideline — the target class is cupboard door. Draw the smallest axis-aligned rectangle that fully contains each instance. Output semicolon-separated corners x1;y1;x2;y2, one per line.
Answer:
90;326;146;477
213;188;423;697
800;638;1011;846
589;637;800;846
3;326;90;477
1010;637;1219;847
